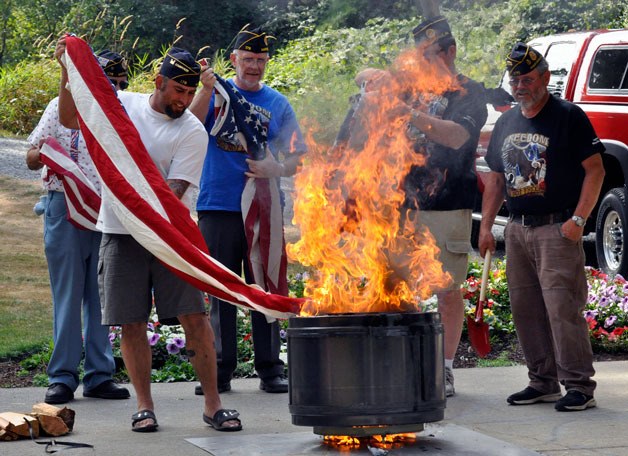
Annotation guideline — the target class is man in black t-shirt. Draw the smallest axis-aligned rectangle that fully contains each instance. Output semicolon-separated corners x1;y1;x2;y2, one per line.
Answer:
403;16;488;397
479;42;605;412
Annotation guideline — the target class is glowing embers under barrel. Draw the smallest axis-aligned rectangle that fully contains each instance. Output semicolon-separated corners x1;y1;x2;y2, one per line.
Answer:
288;311;445;438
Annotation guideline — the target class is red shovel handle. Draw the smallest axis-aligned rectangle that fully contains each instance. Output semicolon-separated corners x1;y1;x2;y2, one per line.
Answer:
476;250;492;321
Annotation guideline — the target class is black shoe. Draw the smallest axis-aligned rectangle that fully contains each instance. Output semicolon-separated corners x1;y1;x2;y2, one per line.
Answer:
83;380;130;399
259;375;288;393
194;382;231;395
45;383;74;404
555;390;596;412
507;386;562;405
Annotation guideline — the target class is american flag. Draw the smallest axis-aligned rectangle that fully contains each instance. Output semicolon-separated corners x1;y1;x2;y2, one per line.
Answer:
62;35;301;318
211;76;288;296
39;136;101;231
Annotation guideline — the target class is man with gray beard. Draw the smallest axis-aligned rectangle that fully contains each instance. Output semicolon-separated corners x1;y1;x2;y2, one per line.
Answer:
479;42;605;411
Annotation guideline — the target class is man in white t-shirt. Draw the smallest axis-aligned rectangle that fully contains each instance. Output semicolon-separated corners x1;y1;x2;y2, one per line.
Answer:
55;40;241;433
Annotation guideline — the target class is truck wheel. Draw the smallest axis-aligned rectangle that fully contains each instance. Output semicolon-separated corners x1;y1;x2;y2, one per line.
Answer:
596;188;628;276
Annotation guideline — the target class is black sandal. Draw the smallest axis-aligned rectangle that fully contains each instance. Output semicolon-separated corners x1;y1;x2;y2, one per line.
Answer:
203;409;242;432
131;409;159;432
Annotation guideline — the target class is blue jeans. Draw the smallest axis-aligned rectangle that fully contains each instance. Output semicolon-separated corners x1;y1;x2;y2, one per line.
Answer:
44;191;114;390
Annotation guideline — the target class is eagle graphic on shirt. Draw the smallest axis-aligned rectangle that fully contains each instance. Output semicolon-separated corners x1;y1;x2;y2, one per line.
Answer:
501;132;548;198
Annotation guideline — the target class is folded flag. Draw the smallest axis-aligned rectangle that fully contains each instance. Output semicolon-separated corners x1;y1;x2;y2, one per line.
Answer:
39;136;101;231
212;76;288;296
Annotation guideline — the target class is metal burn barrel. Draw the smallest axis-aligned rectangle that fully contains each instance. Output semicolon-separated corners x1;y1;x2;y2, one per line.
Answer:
288;311;445;435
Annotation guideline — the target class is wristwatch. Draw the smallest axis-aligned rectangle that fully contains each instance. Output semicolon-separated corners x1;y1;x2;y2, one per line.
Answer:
571;215;586;227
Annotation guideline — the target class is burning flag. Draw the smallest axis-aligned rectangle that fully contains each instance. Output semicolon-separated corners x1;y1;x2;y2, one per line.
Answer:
288;45;461;315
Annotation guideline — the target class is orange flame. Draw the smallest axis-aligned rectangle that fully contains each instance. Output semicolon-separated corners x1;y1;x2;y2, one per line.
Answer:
323;433;417;450
288;44;460;315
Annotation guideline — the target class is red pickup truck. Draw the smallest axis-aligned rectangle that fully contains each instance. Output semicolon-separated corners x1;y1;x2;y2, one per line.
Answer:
474;28;628;276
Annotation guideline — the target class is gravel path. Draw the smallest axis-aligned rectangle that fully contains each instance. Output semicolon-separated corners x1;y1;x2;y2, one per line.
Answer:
0;137;39;181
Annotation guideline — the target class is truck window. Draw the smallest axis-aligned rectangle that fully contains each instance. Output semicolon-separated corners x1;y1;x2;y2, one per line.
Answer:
544;41;578;98
588;47;628;91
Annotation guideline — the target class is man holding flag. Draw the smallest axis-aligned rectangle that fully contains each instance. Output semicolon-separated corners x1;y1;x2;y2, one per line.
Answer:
26;49;130;406
55;38;242;432
190;24;306;395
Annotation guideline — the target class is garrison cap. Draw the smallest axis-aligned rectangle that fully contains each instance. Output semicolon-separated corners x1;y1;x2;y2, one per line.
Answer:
96;50;127;77
233;24;275;53
506;42;546;76
159;47;201;87
412;15;453;44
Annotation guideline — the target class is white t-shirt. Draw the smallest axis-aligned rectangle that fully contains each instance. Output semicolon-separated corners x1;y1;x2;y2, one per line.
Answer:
97;91;209;234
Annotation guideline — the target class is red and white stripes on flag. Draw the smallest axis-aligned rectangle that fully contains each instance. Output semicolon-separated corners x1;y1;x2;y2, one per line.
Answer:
62;35;302;318
39;137;101;231
211;77;288;296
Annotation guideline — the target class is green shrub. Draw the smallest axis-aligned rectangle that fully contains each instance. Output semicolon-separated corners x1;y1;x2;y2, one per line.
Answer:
0;59;58;135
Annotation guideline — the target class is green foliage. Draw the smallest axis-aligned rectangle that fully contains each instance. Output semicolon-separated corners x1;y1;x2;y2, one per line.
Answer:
234;309;255;378
17;341;52;387
0;59;58;135
476;351;519;367
151;359;197;383
19;340;53;371
266;18;415;147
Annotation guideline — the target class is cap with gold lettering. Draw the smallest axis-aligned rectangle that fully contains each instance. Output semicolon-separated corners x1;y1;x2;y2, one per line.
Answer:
159;47;201;87
506;42;546;76
233;24;275;53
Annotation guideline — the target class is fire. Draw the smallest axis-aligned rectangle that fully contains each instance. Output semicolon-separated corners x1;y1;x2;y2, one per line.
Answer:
287;44;460;315
323;433;417;450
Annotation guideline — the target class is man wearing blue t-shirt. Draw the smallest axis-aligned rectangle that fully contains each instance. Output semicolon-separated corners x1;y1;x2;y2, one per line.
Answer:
190;24;306;395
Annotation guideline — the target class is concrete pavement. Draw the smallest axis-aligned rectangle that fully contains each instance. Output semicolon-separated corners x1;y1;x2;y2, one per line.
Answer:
1;361;628;455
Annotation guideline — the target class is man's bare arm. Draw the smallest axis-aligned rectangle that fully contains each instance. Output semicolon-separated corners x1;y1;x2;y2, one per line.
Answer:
54;36;80;130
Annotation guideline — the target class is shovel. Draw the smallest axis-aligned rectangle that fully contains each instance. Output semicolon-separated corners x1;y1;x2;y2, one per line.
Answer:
466;250;492;358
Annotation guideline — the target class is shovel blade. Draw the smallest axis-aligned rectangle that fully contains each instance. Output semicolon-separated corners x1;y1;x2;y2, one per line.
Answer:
466;314;491;358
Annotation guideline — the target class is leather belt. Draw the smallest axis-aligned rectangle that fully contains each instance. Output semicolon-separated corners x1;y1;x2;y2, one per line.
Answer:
509;210;572;228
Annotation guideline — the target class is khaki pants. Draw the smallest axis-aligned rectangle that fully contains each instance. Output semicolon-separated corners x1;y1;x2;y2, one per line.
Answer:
505;221;596;396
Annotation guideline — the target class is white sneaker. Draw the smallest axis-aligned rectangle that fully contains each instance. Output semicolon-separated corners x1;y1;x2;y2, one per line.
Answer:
445;367;455;397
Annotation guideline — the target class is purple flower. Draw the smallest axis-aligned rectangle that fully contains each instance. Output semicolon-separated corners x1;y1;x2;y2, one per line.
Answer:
621;297;628;313
584;310;598;319
166;341;180;354
148;332;160;346
279;329;287;340
172;336;185;349
146;322;155;331
598;296;610;308
605;315;618;328
109;332;118;343
604;285;617;297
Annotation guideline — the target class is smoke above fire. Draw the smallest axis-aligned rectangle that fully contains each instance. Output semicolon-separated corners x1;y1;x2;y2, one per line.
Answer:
287;42;462;315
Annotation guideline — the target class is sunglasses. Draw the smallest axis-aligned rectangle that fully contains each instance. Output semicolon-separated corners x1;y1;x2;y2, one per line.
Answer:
109;78;129;91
